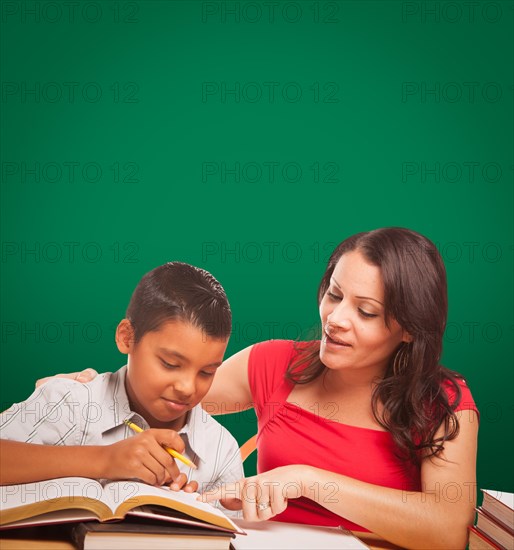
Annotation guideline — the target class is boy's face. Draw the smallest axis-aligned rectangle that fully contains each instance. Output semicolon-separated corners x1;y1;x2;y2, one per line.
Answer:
117;319;228;430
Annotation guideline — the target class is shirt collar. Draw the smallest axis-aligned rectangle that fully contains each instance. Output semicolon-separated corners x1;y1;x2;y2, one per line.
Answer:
102;366;207;462
177;405;210;464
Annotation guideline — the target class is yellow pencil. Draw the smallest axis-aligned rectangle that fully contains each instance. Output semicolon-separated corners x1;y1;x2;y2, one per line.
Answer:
124;420;197;470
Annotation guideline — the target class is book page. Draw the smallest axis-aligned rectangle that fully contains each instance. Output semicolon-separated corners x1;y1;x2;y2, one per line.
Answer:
232;520;370;549
0;478;105;512
1;509;97;529
128;505;238;534
106;482;243;533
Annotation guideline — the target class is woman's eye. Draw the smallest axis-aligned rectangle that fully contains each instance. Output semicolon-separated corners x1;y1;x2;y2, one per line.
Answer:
327;291;341;301
359;309;377;319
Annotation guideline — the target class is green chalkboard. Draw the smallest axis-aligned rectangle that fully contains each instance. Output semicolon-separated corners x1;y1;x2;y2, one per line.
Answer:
1;0;512;493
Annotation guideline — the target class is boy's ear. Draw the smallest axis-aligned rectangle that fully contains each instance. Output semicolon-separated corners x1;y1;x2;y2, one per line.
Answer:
116;319;135;354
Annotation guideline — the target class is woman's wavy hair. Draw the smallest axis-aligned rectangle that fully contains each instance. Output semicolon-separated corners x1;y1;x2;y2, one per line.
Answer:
286;227;463;464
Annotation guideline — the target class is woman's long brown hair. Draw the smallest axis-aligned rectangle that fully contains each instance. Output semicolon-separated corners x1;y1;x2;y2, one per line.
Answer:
286;228;462;465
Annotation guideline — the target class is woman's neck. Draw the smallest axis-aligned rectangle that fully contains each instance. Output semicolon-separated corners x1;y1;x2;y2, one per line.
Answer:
319;365;385;396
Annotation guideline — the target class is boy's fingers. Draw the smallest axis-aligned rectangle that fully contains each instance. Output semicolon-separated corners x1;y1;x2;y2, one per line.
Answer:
140;455;168;486
154;430;186;454
183;480;199;493
166;434;186;454
170;473;188;491
139;440;178;484
152;445;182;481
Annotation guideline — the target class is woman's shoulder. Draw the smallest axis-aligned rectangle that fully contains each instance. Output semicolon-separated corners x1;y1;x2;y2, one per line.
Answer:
440;374;478;414
249;339;295;370
249;339;312;365
247;340;312;405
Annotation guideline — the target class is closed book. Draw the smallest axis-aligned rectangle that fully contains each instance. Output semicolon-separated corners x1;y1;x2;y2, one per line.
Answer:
0;524;75;550
468;526;502;550
476;508;514;550
71;517;235;550
481;490;514;532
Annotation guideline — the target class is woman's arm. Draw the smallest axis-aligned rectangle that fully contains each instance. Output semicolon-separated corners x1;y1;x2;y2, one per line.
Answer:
202;409;478;550
201;345;254;415
35;346;256;417
35;368;99;387
300;410;478;549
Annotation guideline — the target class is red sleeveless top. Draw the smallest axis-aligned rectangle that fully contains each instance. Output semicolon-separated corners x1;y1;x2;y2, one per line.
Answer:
248;340;478;531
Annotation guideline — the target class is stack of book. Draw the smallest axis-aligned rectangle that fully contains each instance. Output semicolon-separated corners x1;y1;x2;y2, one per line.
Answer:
469;489;514;550
0;477;370;549
0;476;244;550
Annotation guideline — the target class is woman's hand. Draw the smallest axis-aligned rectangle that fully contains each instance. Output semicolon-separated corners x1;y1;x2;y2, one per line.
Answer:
35;368;99;388
102;429;188;487
199;466;305;521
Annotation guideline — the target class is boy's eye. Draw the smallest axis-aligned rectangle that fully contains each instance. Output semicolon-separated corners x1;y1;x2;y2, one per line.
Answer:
161;360;179;370
200;371;216;378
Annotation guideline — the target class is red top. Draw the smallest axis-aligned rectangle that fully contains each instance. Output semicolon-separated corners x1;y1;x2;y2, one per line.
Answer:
248;340;478;531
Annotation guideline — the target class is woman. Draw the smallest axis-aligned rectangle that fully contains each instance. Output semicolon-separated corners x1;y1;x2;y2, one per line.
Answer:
36;228;479;549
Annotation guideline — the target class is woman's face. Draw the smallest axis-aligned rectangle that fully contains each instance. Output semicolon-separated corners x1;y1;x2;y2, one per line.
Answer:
319;250;411;377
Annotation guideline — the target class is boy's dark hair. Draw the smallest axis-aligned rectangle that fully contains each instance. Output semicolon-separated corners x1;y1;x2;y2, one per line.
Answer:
126;262;231;342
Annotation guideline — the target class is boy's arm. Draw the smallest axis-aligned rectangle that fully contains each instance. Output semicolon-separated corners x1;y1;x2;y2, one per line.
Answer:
1;428;187;486
1;379;186;487
0;440;106;484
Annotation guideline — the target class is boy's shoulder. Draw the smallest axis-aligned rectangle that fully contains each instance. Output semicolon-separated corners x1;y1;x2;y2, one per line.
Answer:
35;368;123;400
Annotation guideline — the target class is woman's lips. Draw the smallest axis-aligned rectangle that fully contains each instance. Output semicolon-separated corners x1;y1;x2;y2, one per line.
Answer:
324;332;352;348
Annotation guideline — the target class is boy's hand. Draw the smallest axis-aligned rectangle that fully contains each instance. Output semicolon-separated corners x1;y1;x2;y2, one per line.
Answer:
103;429;187;487
169;475;199;493
35;368;98;388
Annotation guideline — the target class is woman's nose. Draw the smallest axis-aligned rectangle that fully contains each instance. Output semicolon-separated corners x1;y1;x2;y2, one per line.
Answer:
327;301;352;329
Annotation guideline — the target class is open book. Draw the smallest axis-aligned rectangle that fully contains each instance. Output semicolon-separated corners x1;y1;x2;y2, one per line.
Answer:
0;477;244;535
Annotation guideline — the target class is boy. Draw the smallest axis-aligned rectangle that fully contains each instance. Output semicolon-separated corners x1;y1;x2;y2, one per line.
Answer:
0;262;243;494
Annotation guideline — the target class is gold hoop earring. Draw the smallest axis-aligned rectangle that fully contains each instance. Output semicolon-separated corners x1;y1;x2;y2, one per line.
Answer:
393;344;410;376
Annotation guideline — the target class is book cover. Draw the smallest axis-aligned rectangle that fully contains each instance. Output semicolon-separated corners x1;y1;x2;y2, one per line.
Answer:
72;518;235;550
